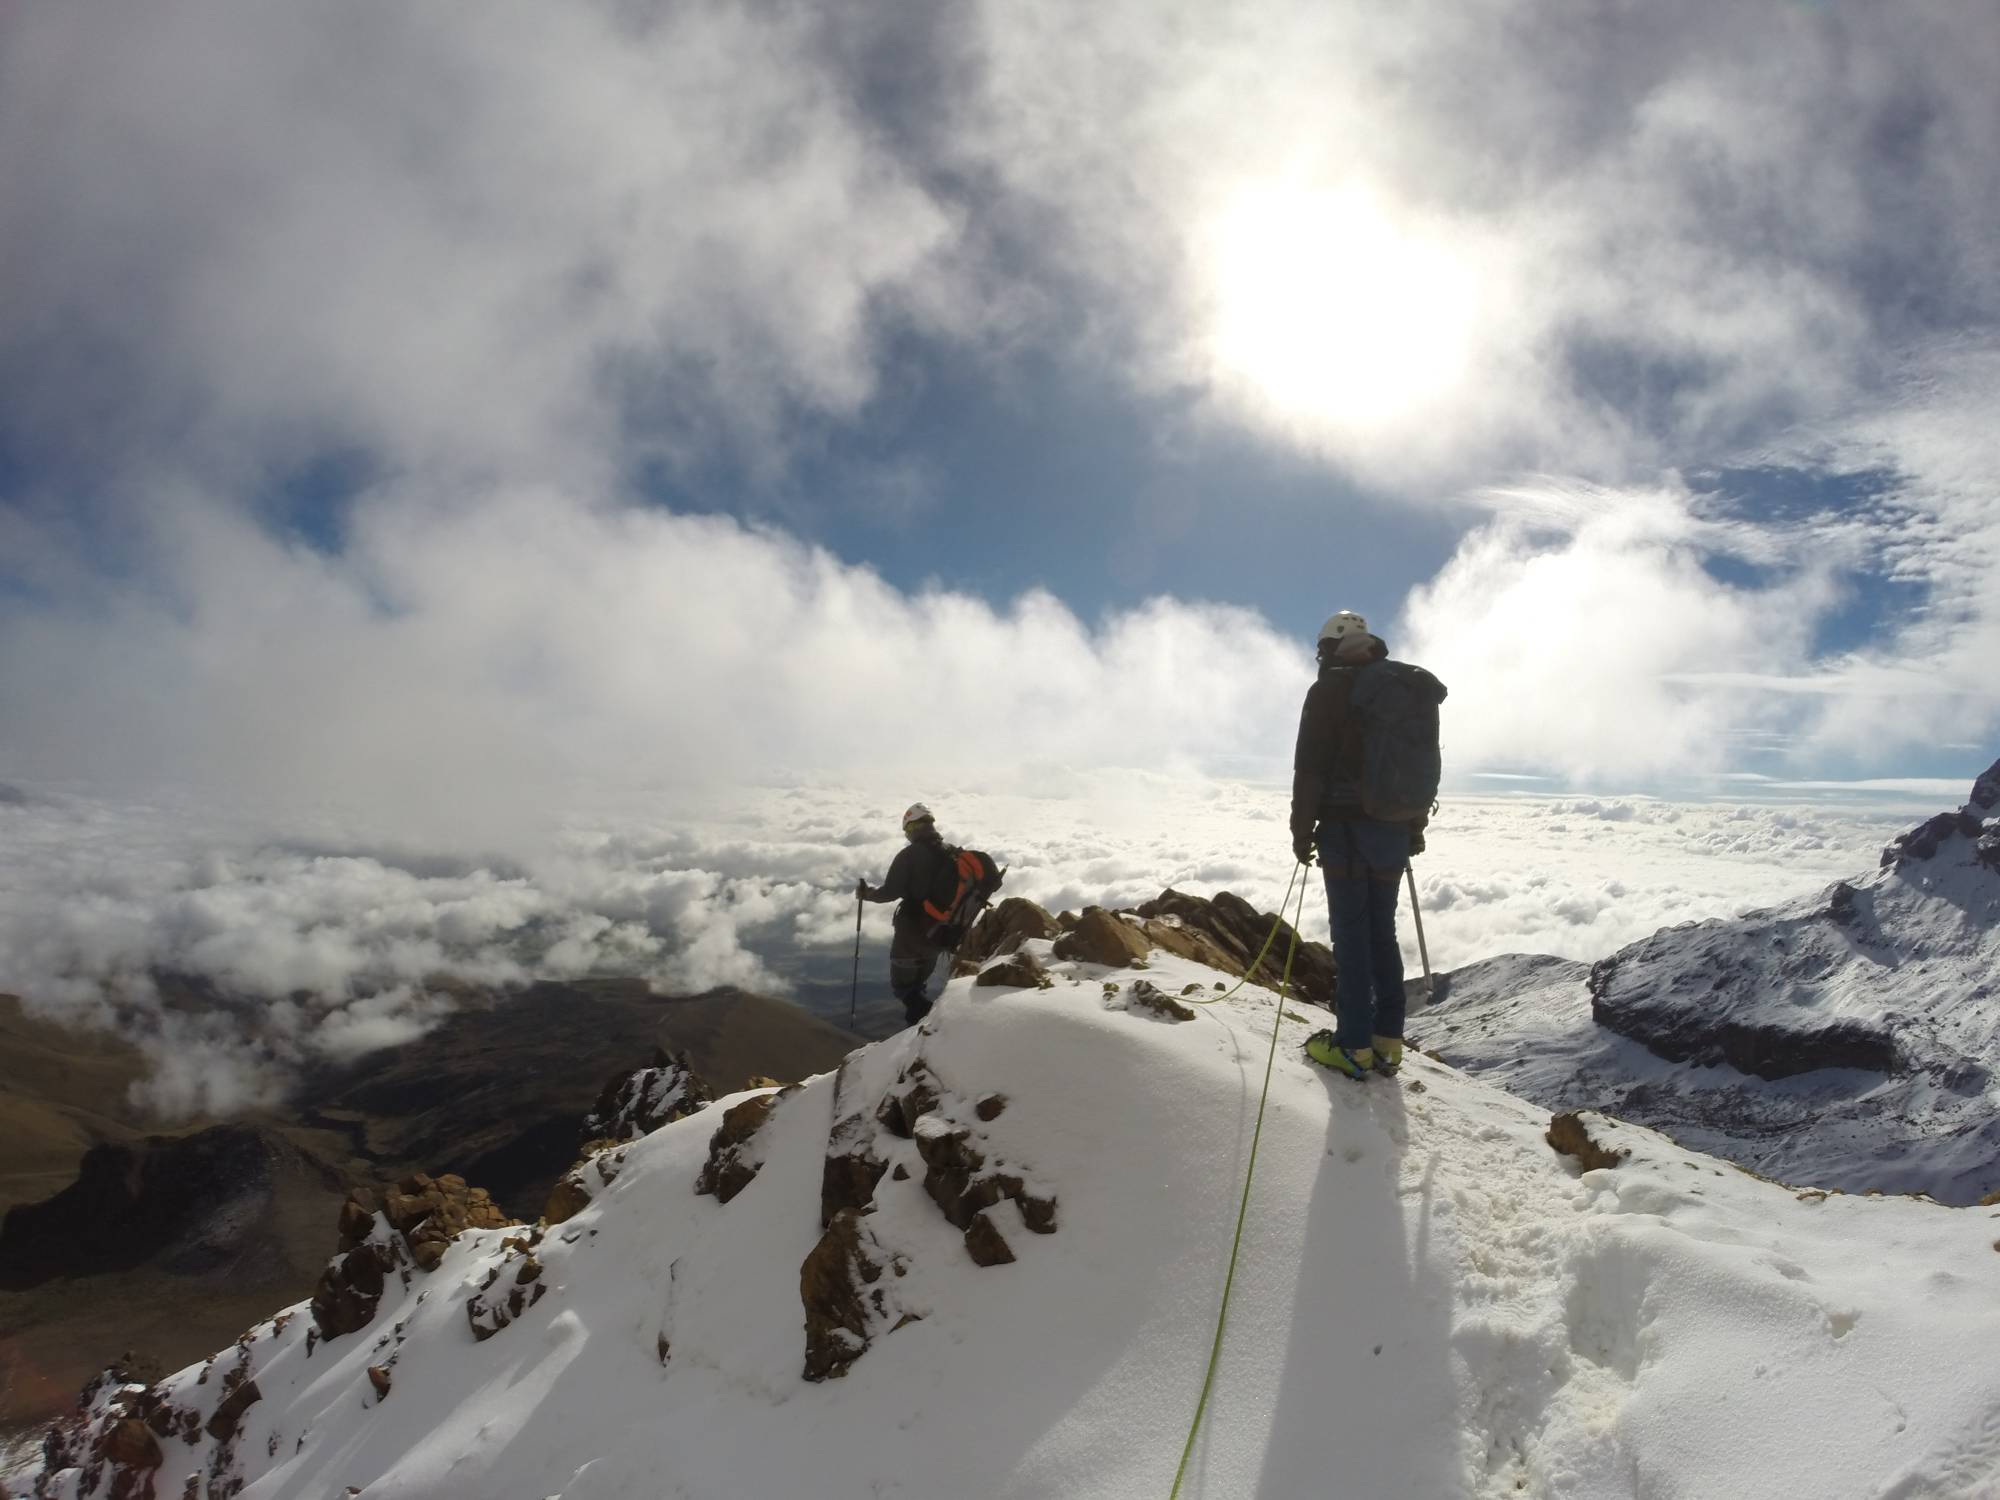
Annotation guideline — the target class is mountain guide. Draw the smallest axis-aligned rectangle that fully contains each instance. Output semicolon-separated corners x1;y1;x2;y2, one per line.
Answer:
857;803;1003;1028
1290;610;1447;1080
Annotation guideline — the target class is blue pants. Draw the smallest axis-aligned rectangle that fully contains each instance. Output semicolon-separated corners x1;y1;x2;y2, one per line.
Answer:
1317;820;1410;1051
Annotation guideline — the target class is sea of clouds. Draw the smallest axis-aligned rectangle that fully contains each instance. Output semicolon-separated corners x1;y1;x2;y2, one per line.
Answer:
0;773;1927;1118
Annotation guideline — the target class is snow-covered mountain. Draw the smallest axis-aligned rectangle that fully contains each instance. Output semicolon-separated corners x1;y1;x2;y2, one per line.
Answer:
1423;760;2000;1204
14;926;2000;1499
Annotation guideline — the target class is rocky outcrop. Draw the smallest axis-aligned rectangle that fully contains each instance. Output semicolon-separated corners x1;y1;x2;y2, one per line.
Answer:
310;1235;401;1340
466;1232;549;1342
542;1142;632;1226
1968;756;2000;812
1051;907;1152;968
694;1088;796;1205
377;1172;514;1271
796;1053;1058;1381
311;1174;514;1340
581;1048;713;1144
203;1369;261;1442
1880;810;1984;869
800;1210;907;1381
974;951;1051;989
957;898;1062;969
101;1415;162;1471
1133;889;1336;1011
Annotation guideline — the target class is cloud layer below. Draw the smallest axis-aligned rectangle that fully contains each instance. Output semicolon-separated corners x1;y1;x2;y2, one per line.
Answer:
0;774;1916;1117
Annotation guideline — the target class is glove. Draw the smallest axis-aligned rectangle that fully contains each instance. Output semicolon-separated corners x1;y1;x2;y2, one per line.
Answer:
1408;826;1426;857
1291;831;1316;867
856;878;870;900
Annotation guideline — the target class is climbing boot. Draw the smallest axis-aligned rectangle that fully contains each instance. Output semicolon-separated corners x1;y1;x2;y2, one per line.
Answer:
1371;1036;1405;1075
1305;1030;1374;1080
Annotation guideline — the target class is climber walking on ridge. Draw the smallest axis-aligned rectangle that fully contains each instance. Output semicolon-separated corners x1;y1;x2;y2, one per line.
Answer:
1290;611;1447;1080
858;804;1002;1029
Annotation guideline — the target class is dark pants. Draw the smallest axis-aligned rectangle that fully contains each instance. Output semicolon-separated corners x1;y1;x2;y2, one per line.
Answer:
889;923;947;1026
1317;820;1411;1051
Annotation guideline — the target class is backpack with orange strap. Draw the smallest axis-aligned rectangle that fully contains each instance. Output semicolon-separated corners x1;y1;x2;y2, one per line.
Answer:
922;846;1005;949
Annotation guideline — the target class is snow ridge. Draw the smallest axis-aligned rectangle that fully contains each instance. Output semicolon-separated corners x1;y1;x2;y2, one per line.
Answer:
17;936;2000;1499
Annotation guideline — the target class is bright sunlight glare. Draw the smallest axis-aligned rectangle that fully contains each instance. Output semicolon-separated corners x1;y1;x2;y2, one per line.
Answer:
1204;183;1480;434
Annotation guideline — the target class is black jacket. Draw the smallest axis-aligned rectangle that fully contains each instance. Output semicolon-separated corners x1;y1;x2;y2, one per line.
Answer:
865;833;951;932
1290;634;1388;845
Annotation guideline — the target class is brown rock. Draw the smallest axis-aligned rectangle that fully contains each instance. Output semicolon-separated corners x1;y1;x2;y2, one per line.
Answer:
311;1241;395;1339
958;898;1062;967
1546;1111;1629;1173
102;1417;163;1470
975;1094;1008;1122
874;1063;943;1139
381;1189;432;1236
366;1366;392;1400
336;1193;377;1251
408;1234;448;1272
1052;907;1153;968
821;1149;889;1229
964;1209;1017;1267
543;1174;594;1226
974;951;1051;989
800;1210;895;1381
204;1377;262;1441
959;1171;1058;1234
914;1123;988;1230
467;1277;547;1342
745;1074;785;1090
1133;888;1336;1011
1127;979;1197;1022
695;1090;789;1204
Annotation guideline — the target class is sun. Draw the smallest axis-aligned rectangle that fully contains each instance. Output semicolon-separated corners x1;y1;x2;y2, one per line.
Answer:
1201;182;1480;434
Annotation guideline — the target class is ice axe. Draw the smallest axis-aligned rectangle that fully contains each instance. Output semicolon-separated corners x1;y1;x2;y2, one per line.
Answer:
1405;863;1434;1008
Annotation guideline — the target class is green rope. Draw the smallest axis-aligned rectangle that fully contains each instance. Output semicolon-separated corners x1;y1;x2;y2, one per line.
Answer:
1168;862;1311;1499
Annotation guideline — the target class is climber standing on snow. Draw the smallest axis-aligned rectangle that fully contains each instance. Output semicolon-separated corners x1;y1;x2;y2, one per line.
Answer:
1290;611;1447;1080
858;803;958;1029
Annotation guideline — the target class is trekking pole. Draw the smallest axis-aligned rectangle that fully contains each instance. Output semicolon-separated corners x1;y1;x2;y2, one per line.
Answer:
849;887;864;1029
1405;863;1434;1006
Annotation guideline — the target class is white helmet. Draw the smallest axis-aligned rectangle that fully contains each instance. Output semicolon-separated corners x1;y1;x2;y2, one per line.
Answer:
1318;610;1368;644
901;802;935;831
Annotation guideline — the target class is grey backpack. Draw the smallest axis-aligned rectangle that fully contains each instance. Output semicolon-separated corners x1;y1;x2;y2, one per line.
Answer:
1348;660;1448;821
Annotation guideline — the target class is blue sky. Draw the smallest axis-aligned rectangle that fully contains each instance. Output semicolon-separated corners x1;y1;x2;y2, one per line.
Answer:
3;0;1998;816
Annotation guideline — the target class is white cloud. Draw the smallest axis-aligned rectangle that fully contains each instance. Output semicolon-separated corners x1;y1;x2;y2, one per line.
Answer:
0;0;960;485
1396;480;1849;779
953;0;2000;486
7;0;1996;498
0;488;1305;835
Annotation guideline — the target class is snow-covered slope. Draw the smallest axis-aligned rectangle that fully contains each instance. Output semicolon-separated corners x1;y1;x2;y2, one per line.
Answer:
16;937;2000;1500
1425;772;2000;1204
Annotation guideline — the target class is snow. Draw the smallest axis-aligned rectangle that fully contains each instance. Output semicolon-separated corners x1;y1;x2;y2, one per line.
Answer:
17;941;2000;1499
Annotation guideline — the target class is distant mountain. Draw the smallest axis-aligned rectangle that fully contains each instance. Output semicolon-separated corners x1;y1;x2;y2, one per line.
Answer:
1421;758;2000;1204
0;981;858;1433
14;921;2000;1499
